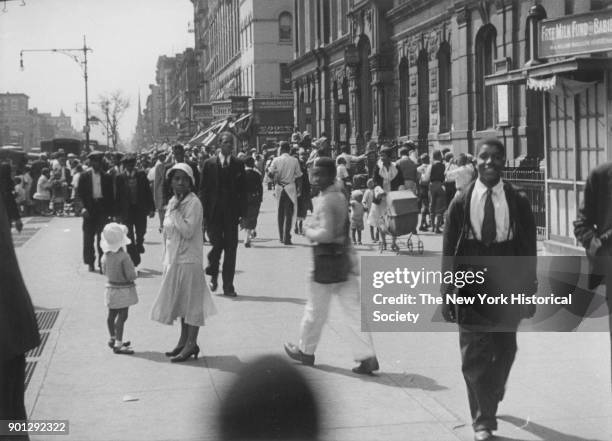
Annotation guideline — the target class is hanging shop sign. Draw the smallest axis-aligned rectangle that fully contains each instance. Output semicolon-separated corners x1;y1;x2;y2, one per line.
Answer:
230;96;249;114
257;125;293;135
192;104;212;122
539;8;612;58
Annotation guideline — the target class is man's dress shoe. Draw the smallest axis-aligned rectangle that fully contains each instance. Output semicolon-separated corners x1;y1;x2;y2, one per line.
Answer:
352;357;380;375
284;342;314;366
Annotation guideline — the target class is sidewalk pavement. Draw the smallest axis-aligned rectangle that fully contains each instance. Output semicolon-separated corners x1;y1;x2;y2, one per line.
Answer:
13;191;612;441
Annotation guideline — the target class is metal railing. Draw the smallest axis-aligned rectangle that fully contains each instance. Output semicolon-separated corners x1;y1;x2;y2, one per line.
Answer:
501;168;547;241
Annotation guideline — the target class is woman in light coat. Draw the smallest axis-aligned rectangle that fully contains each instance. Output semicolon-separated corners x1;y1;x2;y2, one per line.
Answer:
150;163;216;362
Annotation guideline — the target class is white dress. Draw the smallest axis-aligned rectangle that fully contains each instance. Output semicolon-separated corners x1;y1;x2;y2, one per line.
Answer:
150;193;217;327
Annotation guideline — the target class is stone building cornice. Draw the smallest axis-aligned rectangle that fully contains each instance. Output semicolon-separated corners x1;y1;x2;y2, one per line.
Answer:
386;0;445;25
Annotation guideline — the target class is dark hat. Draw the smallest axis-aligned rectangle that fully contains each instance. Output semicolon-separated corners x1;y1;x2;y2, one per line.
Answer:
87;151;104;160
112;151;125;159
121;154;137;164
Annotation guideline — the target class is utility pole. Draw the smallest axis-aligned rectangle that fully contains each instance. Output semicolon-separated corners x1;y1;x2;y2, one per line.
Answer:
20;35;93;151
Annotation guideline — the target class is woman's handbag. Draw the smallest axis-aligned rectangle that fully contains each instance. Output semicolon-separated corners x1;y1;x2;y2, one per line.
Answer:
313;242;350;284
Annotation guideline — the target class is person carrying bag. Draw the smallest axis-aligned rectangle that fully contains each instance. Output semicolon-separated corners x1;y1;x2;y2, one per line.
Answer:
284;157;379;375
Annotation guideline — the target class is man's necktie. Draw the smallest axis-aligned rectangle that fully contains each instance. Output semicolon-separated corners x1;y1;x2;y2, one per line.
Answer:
481;188;496;246
223;157;228;168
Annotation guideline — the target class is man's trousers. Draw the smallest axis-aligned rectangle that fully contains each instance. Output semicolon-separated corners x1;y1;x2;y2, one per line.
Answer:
121;206;147;267
277;190;294;243
459;330;517;431
0;354;30;440
298;275;376;362
207;210;239;292
82;202;108;267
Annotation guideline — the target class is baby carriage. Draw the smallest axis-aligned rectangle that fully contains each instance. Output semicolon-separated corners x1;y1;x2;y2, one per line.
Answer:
379;190;423;254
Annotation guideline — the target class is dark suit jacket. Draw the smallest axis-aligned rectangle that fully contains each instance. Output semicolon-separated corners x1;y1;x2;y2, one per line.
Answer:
0;195;40;360
441;180;538;323
374;164;404;191
574;162;612;289
199;156;247;225
77;169;114;216
115;170;154;220
244;169;263;205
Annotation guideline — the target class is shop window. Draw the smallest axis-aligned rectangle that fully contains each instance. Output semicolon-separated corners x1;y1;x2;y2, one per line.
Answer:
475;24;497;130
438;42;452;133
279;12;292;42
399;58;409;136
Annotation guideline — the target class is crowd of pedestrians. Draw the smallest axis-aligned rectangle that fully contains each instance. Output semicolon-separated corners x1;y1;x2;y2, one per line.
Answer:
4;129;611;441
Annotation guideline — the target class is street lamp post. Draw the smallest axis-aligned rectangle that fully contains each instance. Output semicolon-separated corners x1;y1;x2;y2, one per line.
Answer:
20;35;93;151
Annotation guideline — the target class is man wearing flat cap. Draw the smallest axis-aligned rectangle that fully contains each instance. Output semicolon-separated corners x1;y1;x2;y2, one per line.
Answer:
116;154;155;268
78;152;115;272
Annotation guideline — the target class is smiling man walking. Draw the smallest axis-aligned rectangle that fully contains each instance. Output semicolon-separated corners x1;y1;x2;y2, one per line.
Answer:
441;138;537;441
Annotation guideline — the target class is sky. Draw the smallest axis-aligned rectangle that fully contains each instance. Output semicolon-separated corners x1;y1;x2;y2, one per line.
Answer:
0;0;194;147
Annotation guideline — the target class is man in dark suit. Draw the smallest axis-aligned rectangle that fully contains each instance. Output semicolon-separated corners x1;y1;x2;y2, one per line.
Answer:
115;154;155;268
574;161;612;392
78;151;114;272
199;131;247;296
441;138;537;441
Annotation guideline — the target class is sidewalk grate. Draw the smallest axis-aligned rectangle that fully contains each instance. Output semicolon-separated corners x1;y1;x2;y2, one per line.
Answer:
36;310;60;331
12;227;40;247
26;332;49;358
24;361;36;390
26;217;52;224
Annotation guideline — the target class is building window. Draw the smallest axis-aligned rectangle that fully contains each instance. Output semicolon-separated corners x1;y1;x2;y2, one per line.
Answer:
280;63;292;92
279;12;292;42
438;42;452;133
399;58;409;136
475;24;497;130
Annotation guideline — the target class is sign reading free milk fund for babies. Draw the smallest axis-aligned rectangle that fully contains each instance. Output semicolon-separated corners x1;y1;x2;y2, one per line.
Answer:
360;256;611;332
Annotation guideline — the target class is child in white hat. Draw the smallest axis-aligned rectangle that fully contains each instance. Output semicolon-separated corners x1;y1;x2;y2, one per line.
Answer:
100;222;139;354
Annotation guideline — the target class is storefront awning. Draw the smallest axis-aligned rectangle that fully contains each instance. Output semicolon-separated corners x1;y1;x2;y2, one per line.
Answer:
485;57;612;87
526;76;597;97
187;120;227;146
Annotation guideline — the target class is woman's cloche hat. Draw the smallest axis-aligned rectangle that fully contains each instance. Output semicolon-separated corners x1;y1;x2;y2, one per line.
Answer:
166;162;195;186
100;222;131;253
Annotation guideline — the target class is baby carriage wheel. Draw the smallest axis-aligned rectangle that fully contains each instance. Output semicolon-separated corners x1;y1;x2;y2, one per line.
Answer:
417;239;424;254
406;239;413;253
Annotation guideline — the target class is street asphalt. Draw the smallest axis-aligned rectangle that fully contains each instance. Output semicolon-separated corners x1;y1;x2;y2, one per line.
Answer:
12;191;612;441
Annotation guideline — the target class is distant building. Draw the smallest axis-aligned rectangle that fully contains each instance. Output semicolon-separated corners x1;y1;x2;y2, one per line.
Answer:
189;0;294;148
0;92;79;150
0;93;30;146
143;84;162;146
175;48;199;141
155;55;179;141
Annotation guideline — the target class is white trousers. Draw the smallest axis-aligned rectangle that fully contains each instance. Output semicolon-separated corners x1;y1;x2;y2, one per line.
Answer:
298;275;376;362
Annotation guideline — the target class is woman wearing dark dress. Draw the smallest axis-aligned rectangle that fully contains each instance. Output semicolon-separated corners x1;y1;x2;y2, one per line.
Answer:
295;150;312;235
240;157;263;247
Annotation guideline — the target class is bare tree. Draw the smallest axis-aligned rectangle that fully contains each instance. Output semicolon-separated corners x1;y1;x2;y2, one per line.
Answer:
98;91;130;150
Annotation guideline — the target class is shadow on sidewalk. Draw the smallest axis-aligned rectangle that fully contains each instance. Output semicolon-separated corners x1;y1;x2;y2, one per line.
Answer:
498;415;602;441
229;295;306;305
130;352;246;373
313;364;447;391
137;268;162;278
261;243;313;249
